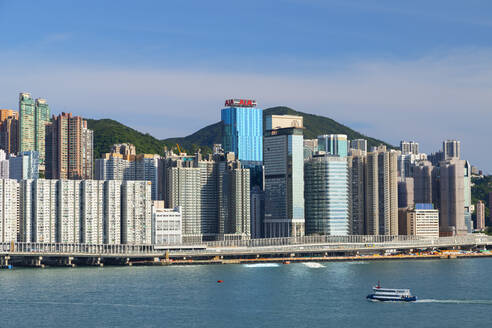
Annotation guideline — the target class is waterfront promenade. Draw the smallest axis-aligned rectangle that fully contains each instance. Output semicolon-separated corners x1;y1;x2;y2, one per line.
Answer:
2;234;492;267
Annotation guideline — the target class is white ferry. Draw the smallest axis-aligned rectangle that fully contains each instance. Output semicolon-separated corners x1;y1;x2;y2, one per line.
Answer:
366;282;417;302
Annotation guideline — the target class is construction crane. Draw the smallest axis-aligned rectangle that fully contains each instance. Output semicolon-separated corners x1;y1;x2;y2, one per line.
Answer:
176;143;182;154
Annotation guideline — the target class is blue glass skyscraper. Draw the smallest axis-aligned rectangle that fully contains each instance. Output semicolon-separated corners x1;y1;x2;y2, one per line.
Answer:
221;100;263;164
317;134;348;158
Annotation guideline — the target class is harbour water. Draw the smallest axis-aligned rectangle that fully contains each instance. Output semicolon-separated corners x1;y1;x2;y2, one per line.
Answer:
1;258;491;327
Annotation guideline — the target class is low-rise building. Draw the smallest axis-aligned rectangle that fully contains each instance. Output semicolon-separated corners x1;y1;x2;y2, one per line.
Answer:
152;202;182;245
407;204;439;238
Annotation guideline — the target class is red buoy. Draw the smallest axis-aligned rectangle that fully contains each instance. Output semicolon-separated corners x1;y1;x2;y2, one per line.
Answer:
217;280;223;283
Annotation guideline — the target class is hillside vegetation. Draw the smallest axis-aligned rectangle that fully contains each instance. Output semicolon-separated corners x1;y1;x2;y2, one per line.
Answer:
87;106;394;158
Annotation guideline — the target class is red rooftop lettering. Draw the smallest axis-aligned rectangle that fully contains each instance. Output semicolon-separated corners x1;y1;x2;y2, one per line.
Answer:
224;99;257;108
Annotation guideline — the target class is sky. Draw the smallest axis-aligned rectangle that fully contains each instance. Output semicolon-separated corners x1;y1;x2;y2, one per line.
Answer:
0;0;491;172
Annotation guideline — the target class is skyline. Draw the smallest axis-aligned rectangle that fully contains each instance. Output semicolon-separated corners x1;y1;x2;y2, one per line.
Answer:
1;1;491;172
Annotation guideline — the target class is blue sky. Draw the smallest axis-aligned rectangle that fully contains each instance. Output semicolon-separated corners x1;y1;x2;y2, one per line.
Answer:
1;0;491;171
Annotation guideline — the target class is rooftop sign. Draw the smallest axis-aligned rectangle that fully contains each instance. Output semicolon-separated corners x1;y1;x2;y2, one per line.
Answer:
225;99;257;107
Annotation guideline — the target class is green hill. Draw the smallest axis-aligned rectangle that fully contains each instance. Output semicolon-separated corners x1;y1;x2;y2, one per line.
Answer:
162;106;393;150
87;106;394;158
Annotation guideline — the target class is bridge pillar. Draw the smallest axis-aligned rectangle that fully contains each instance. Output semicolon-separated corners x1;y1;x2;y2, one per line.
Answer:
60;256;75;267
125;258;132;266
31;256;44;268
1;256;10;267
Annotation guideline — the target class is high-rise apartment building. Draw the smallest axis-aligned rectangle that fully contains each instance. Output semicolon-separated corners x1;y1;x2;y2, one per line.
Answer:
103;180;122;244
57;180;81;243
32;179;57;243
347;150;366;235
121;181;152;245
413;161;436;204
110;143;136;156
400;141;419;155
96;153;159;200
81;180;104;244
0;179;19;242
439;159;467;236
476;200;486;231
264;121;304;238
19;179;33;242
0;109;19;155
161;152;250;240
318;134;348;158
398;177;414;209
46;113;93;180
18;94;50;167
443;140;460;160
350;139;368;153
365;146;399;235
406;203;439;238
305;154;349;235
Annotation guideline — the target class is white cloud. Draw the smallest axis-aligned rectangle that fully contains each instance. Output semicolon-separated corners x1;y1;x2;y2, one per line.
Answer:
0;48;491;172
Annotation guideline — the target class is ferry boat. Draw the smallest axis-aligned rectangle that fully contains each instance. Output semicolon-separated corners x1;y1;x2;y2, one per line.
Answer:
366;282;417;302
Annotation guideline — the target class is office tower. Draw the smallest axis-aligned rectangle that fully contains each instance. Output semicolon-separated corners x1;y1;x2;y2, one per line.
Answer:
350;139;368;153
121;181;152;244
400;141;419;155
221;99;262;164
264;121;304;238
250;186;265;238
32;179;57;243
303;139;318;160
443;140;460;160
476;200;486;231
347;150;366;235
35;98;50;166
9;151;39;180
398;177;414;209
103;180;122;244
406;204;439;238
0;109;19;154
110;143;136;156
0;179;19;242
152;202;182;245
318;134;348;158
305;154;349;235
439;159;466;236
365;147;399;235
81;180;104;244
46;112;93;179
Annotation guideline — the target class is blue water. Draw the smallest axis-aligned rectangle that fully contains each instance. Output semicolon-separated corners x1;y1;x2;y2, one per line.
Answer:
1;258;491;327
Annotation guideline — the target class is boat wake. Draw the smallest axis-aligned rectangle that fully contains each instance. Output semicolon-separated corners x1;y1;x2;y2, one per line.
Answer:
243;263;280;268
416;299;492;305
302;262;325;268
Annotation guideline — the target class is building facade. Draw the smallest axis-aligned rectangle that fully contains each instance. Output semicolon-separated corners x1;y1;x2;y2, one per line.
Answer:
46;112;93;180
305;154;349;236
121;181;152;245
264;125;305;237
152;202;182;245
407;203;439;238
0;109;19;155
476;200;486;231
318;134;348;158
439;159;467;236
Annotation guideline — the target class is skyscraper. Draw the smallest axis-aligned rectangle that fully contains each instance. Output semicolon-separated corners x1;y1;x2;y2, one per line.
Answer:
413;161;436;204
443;140;460;160
0;109;18;155
365;146;399;235
264;119;304;238
476;200;486;231
400;141;419;155
350;139;368;153
318;134;348;158
347;150;366;235
18;93;35;153
221;99;262;164
18;94;50;168
398;177;414;209
439;159;467;236
121;181;152;245
46;113;93;179
305;154;349;235
0;179;19;242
